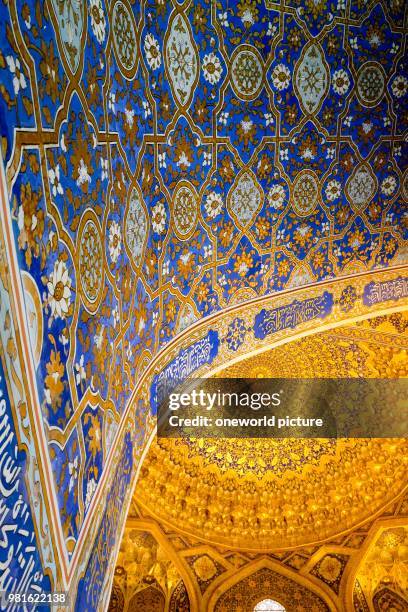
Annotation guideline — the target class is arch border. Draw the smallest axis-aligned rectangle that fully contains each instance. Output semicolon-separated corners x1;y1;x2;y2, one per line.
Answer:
204;556;338;612
69;266;408;603
343;516;408;611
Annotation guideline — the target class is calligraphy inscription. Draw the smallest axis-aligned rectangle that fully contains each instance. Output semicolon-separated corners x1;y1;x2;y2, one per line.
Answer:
254;292;334;340
151;330;220;414
0;363;51;603
363;277;408;306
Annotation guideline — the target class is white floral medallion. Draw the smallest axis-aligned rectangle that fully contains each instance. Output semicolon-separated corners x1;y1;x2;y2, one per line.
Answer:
294;43;329;114
292;170;319;216
173;181;198;239
124;185;149;270
164;13;199;108
49;0;85;72
227;169;264;229
231;45;264;100
345;163;377;211
356;62;385;107
112;0;138;77
78;214;104;312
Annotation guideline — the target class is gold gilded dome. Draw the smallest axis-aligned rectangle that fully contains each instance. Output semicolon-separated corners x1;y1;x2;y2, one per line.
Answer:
136;314;408;551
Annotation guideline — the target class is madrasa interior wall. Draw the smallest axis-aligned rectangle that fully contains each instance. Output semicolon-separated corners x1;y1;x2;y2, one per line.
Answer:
0;0;407;609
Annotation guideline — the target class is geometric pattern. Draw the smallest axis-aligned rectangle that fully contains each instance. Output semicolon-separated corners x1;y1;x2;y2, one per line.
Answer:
0;0;407;608
109;487;408;612
137;313;408;552
214;567;330;611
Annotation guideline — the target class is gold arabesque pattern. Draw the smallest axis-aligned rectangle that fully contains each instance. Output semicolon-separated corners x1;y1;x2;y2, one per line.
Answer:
136;313;408;551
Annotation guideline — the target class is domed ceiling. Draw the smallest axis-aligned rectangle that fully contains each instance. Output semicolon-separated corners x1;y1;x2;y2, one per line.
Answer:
136;313;408;550
0;0;407;606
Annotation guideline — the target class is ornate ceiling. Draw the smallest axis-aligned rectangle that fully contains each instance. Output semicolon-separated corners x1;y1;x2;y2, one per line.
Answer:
105;312;408;612
108;503;408;611
354;525;408;605
136;313;408;551
0;0;406;608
